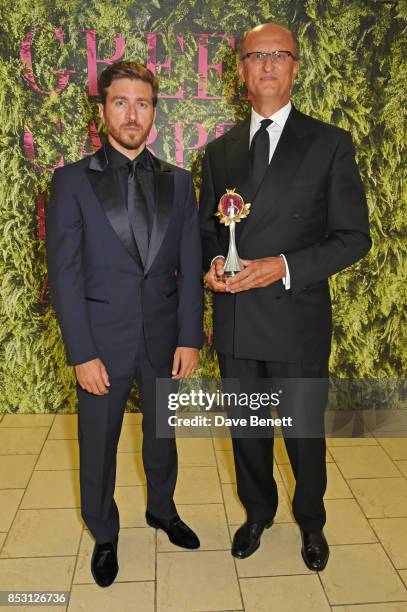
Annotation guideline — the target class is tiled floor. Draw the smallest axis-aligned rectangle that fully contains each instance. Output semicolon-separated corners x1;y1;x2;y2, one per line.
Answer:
1;412;407;611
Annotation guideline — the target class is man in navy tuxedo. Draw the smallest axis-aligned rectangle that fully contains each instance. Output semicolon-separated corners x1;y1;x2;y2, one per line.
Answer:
47;61;203;587
200;24;371;570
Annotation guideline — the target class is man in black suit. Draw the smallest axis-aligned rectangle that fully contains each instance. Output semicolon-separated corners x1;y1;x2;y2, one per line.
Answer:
47;61;203;587
199;24;371;570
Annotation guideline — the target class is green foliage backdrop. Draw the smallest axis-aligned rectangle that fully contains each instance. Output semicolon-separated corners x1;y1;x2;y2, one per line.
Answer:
0;0;405;413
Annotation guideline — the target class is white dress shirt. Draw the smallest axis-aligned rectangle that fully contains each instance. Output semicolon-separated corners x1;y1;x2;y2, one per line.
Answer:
212;100;292;289
250;101;292;289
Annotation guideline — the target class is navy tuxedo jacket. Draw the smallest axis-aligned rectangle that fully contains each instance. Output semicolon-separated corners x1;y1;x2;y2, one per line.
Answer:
47;145;203;375
199;106;371;364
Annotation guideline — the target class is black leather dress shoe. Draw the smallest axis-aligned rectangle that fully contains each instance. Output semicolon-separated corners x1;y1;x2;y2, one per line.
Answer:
300;530;329;571
146;511;200;549
91;537;119;587
232;520;273;559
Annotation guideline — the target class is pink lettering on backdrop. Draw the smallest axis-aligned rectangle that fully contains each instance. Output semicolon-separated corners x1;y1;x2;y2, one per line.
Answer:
193;33;235;99
23;121;64;172
20;27;75;94
146;125;158;156
36;194;46;240
147;33;185;99
82;30;125;96
79;120;103;157
215;122;236;138
174;122;208;167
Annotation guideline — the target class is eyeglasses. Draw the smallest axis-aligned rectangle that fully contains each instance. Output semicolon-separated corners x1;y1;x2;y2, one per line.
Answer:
241;51;298;65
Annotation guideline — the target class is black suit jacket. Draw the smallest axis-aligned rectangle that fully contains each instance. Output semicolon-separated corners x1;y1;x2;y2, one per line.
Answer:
199;106;371;364
47;145;203;376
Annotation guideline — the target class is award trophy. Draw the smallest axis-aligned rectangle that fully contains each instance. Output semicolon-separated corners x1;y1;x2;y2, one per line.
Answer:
215;189;251;278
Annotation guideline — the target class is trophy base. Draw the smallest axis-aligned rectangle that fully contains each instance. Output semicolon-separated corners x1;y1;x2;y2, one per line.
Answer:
219;270;239;282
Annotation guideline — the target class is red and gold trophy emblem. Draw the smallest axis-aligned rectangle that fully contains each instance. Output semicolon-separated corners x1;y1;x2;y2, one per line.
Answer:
215;189;251;278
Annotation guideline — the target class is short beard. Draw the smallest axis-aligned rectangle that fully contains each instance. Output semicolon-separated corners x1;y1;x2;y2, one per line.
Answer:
108;121;153;151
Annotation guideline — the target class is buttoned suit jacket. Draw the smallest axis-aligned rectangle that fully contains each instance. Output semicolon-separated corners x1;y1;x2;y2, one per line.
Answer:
47;145;203;376
199;105;371;364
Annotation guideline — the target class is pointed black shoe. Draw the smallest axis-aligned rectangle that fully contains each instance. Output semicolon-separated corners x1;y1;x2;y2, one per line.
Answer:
91;537;119;587
232;520;273;559
300;530;329;571
146;511;200;549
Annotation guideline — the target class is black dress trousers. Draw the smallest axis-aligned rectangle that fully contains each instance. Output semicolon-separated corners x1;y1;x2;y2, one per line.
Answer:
77;332;177;543
217;353;328;532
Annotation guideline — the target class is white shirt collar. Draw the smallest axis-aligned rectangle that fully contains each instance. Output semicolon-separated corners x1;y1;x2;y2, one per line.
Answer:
250;100;292;133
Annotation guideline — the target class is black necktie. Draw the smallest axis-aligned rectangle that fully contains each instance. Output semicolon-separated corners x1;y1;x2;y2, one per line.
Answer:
250;118;273;189
127;159;149;267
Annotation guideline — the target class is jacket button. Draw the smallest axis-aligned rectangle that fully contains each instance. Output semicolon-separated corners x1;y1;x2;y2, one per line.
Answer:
292;212;300;219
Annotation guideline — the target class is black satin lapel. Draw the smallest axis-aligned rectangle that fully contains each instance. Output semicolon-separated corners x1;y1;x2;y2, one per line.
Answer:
86;158;139;262
145;162;174;273
240;118;314;238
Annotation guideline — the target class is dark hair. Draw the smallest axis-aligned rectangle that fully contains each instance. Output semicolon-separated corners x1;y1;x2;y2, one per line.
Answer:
98;60;159;107
237;25;300;61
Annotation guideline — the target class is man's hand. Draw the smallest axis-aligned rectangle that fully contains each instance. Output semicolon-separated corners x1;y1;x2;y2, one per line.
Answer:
75;358;110;395
172;347;200;379
204;257;227;292
225;256;286;293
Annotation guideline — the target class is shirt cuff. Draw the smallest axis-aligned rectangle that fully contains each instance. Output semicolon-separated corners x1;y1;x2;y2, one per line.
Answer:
210;255;225;267
279;254;291;290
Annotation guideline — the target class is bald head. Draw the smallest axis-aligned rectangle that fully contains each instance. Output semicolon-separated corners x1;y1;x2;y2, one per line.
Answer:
238;23;300;61
237;22;300;117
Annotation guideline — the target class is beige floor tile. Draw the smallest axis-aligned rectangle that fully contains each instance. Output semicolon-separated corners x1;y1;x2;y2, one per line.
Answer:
396;461;407;478
0;427;48;455
0;414;54;428
68;581;154;612
74;527;155;584
378;439;407;461
330;446;401;478
115;485;147;527
36;439;79;470
327;436;377;446
279;462;353;500
274;489;295;523
123;411;143;424
320;543;407;605
240;575;331;612
0;490;24;532
400;570;407;588
349;478;407;518
324;499;377;544
117;424;142;452
0;455;37;488
21;470;80;509
222;483;246;525
176;437;216;466
175;466;222;504
235;522;313;578
332;604;407;612
48;414;77;439
0;556;75;590
0;533;6;550
212;435;233;451
1;509;82;558
216;450;236;483
370;518;407;568
157;550;242;611
116;452;146;485
157;503;230;552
